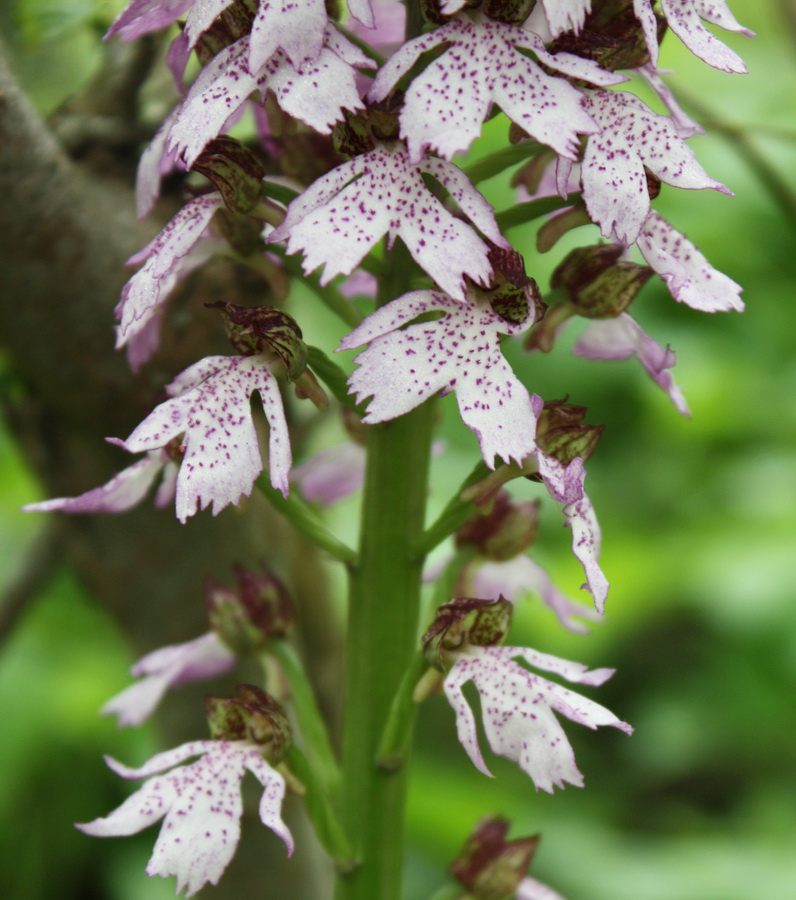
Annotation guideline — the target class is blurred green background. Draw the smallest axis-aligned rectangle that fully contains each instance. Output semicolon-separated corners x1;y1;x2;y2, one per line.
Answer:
1;1;795;899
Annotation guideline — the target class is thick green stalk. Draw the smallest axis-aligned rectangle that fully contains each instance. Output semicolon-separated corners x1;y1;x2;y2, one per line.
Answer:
334;397;436;900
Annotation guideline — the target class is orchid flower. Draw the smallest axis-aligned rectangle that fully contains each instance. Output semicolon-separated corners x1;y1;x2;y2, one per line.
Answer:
102;633;236;727
269;142;508;301
111;353;292;522
339;288;541;468
115;192;224;350
574;313;691;416
574;89;731;244
23;449;179;516
368;11;625;163
168;28;372;168
78;740;293;897
530;0;753;73
443;644;632;793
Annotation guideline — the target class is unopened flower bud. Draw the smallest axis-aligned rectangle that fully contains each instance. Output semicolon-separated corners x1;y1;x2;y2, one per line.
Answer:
206;564;294;656
551;245;653;318
208;302;308;378
206;683;292;762
423;597;512;670
192;136;267;214
450;816;540;900
456;491;539;561
536;399;603;466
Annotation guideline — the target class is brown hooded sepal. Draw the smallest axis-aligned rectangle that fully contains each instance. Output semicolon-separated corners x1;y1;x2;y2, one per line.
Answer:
422;597;512;671
192;136;268;215
208;301;308;378
535;399;604;467
206;683;292;763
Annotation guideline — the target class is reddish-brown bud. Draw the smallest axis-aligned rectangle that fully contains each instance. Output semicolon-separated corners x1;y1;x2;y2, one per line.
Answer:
456;491;539;561
450;816;540;900
206;565;294;656
551;244;653;318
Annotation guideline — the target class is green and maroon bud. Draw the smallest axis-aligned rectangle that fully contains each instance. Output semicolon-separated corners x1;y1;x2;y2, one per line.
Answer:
207;302;308;378
549;0;665;72
535;399;604;466
206;564;294;656
551;244;653;319
450;817;540;900
536;207;592;253
206;684;292;762
423;597;512;670
193;137;267;214
456;491;540;561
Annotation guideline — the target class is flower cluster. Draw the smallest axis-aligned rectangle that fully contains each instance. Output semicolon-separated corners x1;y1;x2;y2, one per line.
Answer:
27;0;752;896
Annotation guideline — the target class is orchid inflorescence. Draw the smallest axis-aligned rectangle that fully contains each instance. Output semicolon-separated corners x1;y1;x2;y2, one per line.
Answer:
25;1;751;897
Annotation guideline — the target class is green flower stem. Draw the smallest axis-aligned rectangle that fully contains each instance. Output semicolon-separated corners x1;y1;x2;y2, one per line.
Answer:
284;745;356;873
256;476;358;566
266;641;341;800
375;650;428;772
412;460;492;558
334;401;436;900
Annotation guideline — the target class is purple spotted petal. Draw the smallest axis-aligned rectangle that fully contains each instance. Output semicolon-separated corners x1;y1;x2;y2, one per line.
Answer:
249;0;328;70
660;0;754;73
22;451;170;515
135;106;186;219
369;13;623;163
637;64;703;139
105;0;192;41
472;557;602;633
116;194;223;347
636;211;744;312
269;144;505;301
535;452;608;613
183;0;234;49
581;90;731;244
115;355;291;522
537;0;592;36
168;30;368;168
101;633;236;727
78;741;292;898
443;645;631;792
573;313;691;416
339;289;540;467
